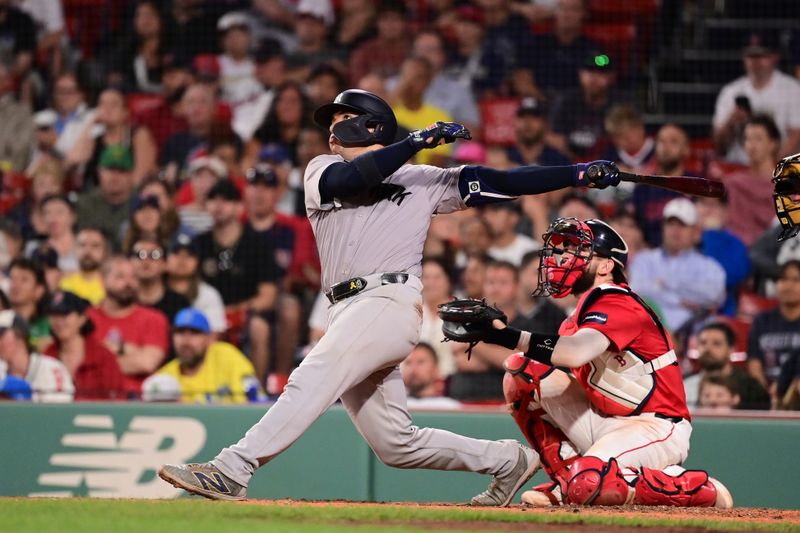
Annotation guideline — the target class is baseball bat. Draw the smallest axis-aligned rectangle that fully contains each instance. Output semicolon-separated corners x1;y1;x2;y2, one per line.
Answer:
618;171;725;198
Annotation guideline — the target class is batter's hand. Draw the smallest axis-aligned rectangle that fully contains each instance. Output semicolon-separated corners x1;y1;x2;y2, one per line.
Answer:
575;160;620;189
409;121;472;150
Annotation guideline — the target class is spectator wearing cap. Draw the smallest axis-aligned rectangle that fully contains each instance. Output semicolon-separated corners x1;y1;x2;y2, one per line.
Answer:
7;257;50;351
392;56;454;166
0;62;33;171
632;124;691;246
67;87;157;190
166;234;227;334
245;164;295;280
176;156;227;236
131;238;190;325
716;115;782;246
349;1;411;85
103;0;170;94
629;198;726;333
44;290;125;400
229;39;287;142
139;177;187;243
145;308;262;404
192;179;280;384
747;260;800;401
123;194;169;254
25;194;78;273
0;309;73;402
59;227;109;305
88;255;169;396
49;72;95;158
509;97;573;168
136;52;192;153
525;0;598;96
549;51;620;160
252;81;314;166
287;0;344;82
482;202;540;267
26;109;62;177
76;145;135;246
713;30;800;164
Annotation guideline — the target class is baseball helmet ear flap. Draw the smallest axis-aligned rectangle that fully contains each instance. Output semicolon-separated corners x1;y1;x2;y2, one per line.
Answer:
313;89;398;147
584;219;629;269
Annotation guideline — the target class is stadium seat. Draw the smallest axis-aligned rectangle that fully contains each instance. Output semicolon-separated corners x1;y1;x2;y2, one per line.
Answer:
587;0;659;22
126;93;165;120
737;291;778;322
479;98;520;146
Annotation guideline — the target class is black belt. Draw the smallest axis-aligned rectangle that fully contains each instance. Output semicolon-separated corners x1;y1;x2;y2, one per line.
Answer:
654;413;683;424
325;272;409;304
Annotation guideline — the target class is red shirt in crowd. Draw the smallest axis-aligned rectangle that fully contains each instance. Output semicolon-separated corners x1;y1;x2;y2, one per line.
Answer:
44;337;127;400
559;284;691;421
87;305;170;397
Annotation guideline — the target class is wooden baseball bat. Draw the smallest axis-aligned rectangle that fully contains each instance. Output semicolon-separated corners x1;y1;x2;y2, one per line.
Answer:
617;171;726;198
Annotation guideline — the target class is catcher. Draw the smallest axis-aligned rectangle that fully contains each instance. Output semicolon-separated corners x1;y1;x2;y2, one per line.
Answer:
773;152;800;241
439;217;734;508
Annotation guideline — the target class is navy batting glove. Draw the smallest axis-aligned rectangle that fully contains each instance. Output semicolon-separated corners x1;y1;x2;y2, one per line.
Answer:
574;161;620;189
409;121;472;151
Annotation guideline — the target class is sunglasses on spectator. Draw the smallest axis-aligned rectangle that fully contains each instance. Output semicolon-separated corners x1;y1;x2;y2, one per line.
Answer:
131;249;164;261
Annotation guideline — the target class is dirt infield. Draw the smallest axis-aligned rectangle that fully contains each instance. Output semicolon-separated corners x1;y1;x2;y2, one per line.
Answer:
249;499;800;532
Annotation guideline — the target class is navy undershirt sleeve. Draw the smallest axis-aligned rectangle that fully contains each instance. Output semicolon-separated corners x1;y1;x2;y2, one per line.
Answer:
319;138;418;202
458;165;577;205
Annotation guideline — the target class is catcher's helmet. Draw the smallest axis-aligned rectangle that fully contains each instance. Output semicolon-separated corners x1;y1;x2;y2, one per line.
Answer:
773;152;800;241
313;89;397;147
535;218;628;298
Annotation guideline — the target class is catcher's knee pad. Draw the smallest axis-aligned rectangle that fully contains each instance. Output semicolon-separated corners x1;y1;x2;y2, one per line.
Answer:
633;467;720;507
567;457;633;506
504;353;576;487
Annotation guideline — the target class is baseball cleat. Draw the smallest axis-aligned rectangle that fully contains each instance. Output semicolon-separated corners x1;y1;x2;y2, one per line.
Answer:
159;462;247;501
709;477;734;509
470;441;540;507
521;481;563;506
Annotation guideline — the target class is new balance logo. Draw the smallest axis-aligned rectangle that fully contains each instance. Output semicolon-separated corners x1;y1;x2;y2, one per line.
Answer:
194;472;231;494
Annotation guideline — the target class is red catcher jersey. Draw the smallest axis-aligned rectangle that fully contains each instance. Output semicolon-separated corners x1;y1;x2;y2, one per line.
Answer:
559;284;690;420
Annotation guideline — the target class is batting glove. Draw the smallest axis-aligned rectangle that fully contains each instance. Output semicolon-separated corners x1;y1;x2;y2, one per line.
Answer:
574;160;621;189
409;121;472;151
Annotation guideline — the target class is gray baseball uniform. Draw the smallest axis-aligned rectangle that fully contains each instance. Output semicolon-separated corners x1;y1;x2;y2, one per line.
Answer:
213;154;522;485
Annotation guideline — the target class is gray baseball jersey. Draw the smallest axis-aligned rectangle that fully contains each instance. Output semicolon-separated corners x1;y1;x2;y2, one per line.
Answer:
304;154;466;288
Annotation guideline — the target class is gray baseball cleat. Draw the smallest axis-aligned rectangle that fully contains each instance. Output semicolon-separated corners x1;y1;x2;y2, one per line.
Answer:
470;441;540;507
159;462;247;501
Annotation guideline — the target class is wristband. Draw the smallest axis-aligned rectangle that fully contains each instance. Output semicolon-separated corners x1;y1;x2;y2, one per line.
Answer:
484;325;522;350
524;333;560;365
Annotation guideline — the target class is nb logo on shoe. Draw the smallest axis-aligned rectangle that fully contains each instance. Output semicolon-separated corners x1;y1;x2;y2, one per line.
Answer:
193;472;231;494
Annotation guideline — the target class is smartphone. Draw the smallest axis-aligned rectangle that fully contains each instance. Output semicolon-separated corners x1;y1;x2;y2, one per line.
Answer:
735;95;751;113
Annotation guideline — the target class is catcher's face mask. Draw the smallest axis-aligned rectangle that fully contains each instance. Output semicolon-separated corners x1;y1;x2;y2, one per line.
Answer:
535;218;594;299
773;153;800;241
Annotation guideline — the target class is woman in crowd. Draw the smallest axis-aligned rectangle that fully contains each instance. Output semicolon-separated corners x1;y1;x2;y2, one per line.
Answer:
248;81;313;167
25;194;78;274
44;290;126;400
68;87;157;188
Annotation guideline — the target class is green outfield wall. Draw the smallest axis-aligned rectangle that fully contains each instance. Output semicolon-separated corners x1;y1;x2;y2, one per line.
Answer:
0;403;797;508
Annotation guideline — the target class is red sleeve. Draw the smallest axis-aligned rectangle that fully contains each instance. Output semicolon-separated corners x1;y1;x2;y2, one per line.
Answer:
139;309;170;352
577;293;643;352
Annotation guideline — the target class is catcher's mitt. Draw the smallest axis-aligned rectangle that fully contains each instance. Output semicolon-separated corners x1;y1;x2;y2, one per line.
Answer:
438;298;507;358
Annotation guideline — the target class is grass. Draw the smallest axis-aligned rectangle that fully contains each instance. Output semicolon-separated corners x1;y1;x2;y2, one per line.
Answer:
0;498;798;533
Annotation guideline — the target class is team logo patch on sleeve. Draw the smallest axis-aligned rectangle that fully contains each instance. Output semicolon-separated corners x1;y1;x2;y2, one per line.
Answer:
581;312;608;325
468;181;481;193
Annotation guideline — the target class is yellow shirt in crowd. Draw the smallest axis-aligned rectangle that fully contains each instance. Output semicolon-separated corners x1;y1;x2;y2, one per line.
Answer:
59;273;106;305
158;341;262;404
393;102;454;165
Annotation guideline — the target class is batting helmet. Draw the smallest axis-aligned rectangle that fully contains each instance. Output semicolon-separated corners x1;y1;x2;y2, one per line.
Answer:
313;89;397;147
773;152;800;241
534;218;628;298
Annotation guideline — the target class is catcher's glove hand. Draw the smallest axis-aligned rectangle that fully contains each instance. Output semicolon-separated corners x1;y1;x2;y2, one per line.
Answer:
409;121;472;150
438;298;507;358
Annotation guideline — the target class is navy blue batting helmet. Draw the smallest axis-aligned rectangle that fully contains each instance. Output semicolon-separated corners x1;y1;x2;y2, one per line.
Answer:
313;89;397;147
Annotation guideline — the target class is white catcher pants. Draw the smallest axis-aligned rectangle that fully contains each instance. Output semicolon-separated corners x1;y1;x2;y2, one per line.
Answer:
214;275;521;486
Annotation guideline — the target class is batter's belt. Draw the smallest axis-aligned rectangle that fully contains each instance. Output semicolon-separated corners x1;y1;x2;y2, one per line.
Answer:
325;272;409;304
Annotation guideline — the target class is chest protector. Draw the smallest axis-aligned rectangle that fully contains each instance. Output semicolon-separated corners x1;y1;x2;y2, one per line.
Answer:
562;284;677;416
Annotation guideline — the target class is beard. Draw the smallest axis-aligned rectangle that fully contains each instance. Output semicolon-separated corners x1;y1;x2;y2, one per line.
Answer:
107;287;137;307
79;256;100;272
658;157;681;174
698;353;727;372
570;263;597;295
177;348;204;370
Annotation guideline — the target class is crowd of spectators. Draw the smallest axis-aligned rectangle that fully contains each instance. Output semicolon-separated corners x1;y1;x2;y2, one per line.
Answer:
0;0;799;412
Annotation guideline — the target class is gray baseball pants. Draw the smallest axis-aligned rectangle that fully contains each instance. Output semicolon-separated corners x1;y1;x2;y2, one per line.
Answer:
213;275;520;486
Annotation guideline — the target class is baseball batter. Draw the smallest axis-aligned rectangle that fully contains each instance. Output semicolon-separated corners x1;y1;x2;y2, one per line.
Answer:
444;217;734;507
159;89;621;506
